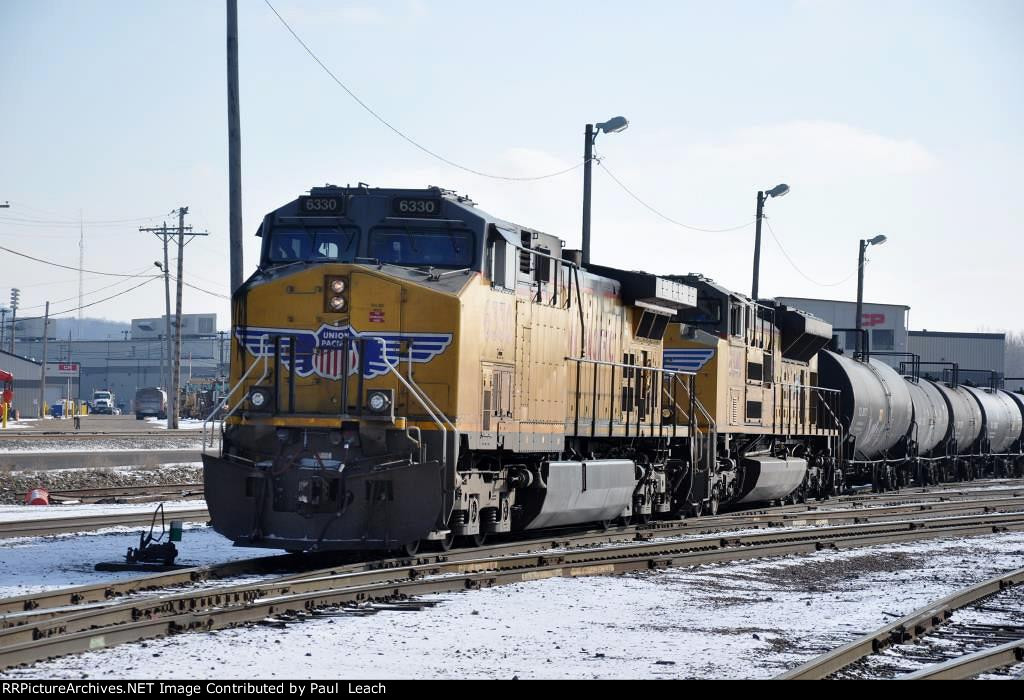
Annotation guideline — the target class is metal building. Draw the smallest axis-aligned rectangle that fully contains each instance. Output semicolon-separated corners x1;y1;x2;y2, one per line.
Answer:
773;297;910;359
12;314;226;413
908;330;1006;385
0;350;77;418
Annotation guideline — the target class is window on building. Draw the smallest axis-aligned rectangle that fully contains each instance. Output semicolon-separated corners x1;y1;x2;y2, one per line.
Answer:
844;330;861;349
872;329;894;351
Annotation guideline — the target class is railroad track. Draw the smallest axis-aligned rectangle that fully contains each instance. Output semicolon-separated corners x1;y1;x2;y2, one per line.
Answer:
2;508;1024;671
777;566;1024;679
0;507;210;539
0;431;203;441
3;475;1019;539
1;479;1020;542
3;492;1023;618
47;483;204;504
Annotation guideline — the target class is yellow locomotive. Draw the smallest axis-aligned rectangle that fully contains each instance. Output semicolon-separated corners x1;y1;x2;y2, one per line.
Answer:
204;185;841;553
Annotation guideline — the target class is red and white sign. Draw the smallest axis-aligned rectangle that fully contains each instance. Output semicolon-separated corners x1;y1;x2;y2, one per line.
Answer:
861;313;886;327
46;362;80;378
368;309;385;323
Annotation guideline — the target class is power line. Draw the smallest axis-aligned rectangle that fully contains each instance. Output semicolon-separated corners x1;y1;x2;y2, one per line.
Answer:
0;244;161;278
0;208;170;225
263;0;586;182
16;277;160;321
597;162;756;233
166;274;231;300
763;218;861;288
17;266;156;311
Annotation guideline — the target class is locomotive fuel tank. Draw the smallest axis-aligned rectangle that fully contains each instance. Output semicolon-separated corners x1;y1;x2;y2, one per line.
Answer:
930;382;982;454
903;378;950;456
735;455;808;504
818;351;913;459
962;386;1023;454
515;460;637;529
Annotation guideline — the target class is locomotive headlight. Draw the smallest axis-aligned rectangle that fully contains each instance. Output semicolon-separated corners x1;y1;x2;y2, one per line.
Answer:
324;275;349;313
367;389;393;414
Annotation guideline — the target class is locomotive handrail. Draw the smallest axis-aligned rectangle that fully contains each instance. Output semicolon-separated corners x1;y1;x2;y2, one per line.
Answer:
564;356;696;378
367;336;451;467
405;349;456;432
672;373;716;432
813;386;842;433
202;334;271;451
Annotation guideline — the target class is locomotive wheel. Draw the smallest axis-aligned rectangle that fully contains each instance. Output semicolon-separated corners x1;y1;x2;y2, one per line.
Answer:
633;512;651;525
399;540;421;557
431;532;455;552
459;532;488;547
687;501;702;519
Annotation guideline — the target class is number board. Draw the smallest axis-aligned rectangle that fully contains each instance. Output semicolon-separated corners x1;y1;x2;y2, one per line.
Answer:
392;198;442;217
298;196;346;215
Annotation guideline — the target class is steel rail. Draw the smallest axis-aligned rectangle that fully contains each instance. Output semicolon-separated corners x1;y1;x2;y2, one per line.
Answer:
0;508;210;539
7;496;1022;632
3;512;1024;671
776;565;1024;680
47;483;204;503
0;432;202;441
3;491;1024;618
898;638;1024;680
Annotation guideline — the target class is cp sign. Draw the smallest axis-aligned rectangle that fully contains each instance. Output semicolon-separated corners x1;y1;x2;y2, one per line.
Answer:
862;313;886;327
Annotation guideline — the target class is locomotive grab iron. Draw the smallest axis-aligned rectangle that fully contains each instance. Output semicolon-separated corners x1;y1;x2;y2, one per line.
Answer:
202;185;1024;553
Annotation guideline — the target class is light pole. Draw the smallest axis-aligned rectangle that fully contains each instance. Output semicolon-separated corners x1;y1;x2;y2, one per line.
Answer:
855;234;888;358
750;183;789;301
9;289;19;355
582;116;628;267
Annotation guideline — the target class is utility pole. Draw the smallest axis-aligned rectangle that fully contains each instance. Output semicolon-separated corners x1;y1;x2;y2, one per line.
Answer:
78;210;84;324
750;184;790;302
140;222;176;396
141;212;208;428
227;0;244;294
9;288;19;355
751;191;765;301
581;123;594;268
38;301;49;418
0;308;7;349
217;330;226;378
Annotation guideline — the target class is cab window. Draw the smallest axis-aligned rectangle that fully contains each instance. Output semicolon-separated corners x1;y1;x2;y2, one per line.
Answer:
267;226;359;263
369;226;475;268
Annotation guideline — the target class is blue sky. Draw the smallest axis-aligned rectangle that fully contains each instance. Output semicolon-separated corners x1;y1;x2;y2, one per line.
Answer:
1;0;1021;331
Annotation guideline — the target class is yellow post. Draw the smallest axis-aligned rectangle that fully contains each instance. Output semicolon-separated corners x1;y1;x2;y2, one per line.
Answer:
2;403;7;429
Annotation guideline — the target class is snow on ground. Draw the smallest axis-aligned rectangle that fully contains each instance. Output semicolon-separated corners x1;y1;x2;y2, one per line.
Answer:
0;524;271;599
0;498;206;523
0;445;200;454
145;417;215;430
2;529;1022;679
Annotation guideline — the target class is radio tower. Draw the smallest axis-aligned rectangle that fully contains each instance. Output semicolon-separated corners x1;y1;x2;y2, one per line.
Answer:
78;210;84;326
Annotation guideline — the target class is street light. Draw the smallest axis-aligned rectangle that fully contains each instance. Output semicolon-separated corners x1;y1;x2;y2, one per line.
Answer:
855;234;888;358
581;116;629;267
750;183;789;301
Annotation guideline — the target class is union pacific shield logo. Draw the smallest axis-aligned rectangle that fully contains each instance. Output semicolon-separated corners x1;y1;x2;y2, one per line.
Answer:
235;325;453;380
663;347;716;373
